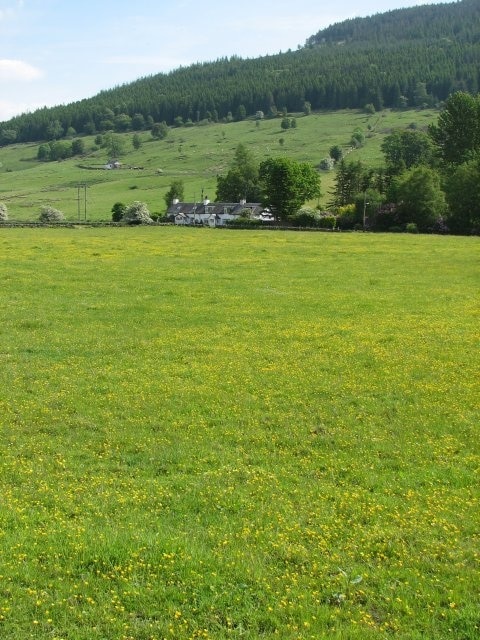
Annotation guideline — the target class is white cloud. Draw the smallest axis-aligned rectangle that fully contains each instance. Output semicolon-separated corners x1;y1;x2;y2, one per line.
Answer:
0;0;23;22
0;59;43;81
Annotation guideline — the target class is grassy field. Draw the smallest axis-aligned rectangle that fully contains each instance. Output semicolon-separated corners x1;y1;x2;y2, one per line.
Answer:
0;108;438;221
0;227;478;639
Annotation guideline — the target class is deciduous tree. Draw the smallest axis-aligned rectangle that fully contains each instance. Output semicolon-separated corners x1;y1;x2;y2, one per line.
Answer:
259;157;321;220
114;113;132;132
164;180;185;207
381;129;434;174
111;202;126;222
49;140;73;160
132;133;142;150
46;120;64;140
0;129;17;145
151;122;169;139
429;91;480;166
37;144;51;161
104;133;126;158
444;157;480;233
216;143;262;202
391;166;446;231
131;113;146;131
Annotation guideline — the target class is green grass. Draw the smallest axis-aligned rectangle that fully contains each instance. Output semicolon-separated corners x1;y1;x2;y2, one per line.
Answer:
0;227;478;639
0;108;438;221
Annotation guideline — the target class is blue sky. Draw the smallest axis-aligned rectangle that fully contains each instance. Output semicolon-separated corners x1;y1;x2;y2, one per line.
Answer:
0;0;442;121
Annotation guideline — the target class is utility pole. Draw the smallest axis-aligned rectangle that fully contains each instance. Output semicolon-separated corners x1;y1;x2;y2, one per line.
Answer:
76;183;87;221
363;191;369;231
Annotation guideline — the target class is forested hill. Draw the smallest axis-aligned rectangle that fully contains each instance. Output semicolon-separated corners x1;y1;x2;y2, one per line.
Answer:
306;0;478;46
1;0;479;145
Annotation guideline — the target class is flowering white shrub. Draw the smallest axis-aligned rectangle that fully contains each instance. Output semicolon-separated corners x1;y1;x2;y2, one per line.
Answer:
122;201;153;224
39;206;65;222
0;202;8;221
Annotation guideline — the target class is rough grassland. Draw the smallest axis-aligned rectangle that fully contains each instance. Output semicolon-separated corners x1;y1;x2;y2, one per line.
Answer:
0;227;478;640
0;108;437;221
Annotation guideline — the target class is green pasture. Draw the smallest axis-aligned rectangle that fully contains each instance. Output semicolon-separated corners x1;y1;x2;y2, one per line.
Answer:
0;227;478;639
0;108;438;221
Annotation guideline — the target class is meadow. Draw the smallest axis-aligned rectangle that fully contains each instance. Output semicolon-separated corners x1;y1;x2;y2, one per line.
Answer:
0;226;478;639
0;108;438;221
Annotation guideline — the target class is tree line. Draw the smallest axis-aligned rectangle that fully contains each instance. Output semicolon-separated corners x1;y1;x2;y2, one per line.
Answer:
306;0;478;47
211;92;480;234
329;91;480;234
2;92;476;233
0;0;479;145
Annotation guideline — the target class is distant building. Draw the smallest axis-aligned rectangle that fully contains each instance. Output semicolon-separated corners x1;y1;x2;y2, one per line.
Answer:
167;198;269;227
104;160;122;170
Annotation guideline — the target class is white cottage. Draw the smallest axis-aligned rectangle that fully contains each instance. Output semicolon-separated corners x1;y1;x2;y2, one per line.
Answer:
168;199;266;226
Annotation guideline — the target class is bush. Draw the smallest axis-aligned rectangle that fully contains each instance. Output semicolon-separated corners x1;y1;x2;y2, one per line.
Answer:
406;222;419;233
317;214;337;229
228;216;261;227
289;207;318;228
227;208;261;227
49;140;73;161
39;206;65;222
0;202;8;221
122;201;153;225
336;204;358;230
37;144;51;161
318;157;334;171
151;122;169;139
374;203;401;231
350;130;365;148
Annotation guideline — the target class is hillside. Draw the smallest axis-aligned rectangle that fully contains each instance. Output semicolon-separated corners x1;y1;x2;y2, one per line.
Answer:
0;0;477;145
0;108;439;221
307;0;478;45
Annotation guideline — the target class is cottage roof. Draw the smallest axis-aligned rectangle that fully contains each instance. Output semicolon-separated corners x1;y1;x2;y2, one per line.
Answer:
167;201;263;217
167;202;197;215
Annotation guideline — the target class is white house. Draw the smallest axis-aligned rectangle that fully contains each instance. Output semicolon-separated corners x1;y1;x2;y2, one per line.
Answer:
167;199;266;227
